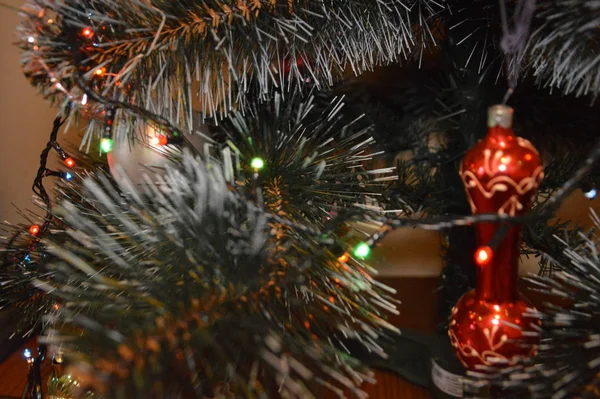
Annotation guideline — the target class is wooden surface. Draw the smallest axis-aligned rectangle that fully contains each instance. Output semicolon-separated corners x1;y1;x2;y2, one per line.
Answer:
0;277;439;398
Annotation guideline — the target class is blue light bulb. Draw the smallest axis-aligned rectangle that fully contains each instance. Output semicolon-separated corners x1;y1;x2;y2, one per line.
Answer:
64;172;73;180
23;254;31;263
585;188;597;200
23;349;31;359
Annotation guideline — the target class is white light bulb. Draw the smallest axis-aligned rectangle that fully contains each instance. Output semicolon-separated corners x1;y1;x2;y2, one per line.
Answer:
585;188;597;199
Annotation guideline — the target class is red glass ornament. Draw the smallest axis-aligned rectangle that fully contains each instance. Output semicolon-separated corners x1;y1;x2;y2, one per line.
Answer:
448;105;544;371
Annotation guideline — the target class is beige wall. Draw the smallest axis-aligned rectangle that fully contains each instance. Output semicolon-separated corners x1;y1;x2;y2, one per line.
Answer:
1;1;59;224
0;2;597;278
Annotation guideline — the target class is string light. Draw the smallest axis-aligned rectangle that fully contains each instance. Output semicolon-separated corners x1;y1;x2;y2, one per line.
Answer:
101;108;115;153
150;135;168;146
25;106;71;254
81;27;94;38
353;242;370;259
337;253;349;263
53;352;63;364
29;225;40;236
100;137;113;153
94;67;106;77
585;188;597;199
251;157;265;170
27;36;35;43
64;157;75;168
475;246;493;266
45;169;74;180
23;349;32;359
581;181;597;200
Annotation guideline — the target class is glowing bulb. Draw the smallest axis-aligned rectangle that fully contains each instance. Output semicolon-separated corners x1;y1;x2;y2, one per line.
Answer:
94;67;106;76
475;246;493;266
251;157;265;170
23;254;31;263
29;224;40;236
353;243;370;259
23;349;32;359
492;318;499;326
337;253;349;263
493;304;500;312
498;164;507;172
500;156;510;164
100;137;113;153
81;27;94;38
150;135;168;146
585;188;597;200
64;157;75;168
27;36;35;43
63;172;73;180
81;94;88;105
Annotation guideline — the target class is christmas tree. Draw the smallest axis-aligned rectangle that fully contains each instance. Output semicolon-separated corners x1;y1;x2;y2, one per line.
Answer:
2;0;600;398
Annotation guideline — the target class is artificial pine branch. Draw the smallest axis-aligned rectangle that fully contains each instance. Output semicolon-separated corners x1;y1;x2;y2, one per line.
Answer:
35;152;398;398
526;0;600;98
18;0;444;144
217;87;397;226
0;142;108;338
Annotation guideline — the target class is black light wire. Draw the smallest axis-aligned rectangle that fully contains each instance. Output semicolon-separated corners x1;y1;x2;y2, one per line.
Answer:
32;104;72;236
2;105;72;267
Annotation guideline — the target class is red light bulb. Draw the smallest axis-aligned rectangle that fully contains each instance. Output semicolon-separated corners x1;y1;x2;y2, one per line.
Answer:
150;135;168;146
64;157;75;168
29;224;40;236
475;246;493;266
81;27;94;38
337;253;349;263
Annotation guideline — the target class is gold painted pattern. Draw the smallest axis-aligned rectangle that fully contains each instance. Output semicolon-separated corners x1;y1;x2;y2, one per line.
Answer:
460;140;544;216
448;324;511;368
448;307;525;368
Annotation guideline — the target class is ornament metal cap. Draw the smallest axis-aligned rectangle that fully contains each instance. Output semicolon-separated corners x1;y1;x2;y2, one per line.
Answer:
487;105;513;128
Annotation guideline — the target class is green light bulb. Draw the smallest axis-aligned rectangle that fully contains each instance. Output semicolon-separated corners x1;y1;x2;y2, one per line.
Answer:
251;157;265;170
100;137;114;153
353;242;370;259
